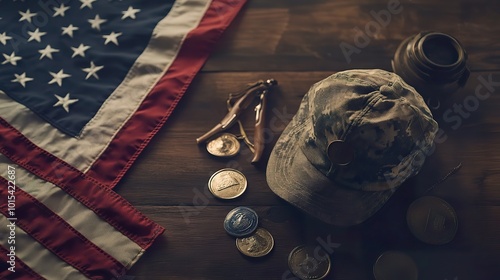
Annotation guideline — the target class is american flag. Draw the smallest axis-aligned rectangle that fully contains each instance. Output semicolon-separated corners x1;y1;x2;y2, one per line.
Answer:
0;0;245;278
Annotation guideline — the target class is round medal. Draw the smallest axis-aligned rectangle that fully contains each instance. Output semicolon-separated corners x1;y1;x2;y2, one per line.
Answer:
206;133;240;157
224;206;258;237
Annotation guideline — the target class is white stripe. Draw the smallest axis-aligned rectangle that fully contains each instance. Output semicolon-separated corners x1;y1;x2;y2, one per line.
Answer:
0;214;88;280
0;155;145;268
0;0;212;173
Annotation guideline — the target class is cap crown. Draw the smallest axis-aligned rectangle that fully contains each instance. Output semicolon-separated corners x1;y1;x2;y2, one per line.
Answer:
299;70;437;191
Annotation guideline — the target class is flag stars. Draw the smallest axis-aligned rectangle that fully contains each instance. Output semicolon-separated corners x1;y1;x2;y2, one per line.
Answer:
11;73;33;88
39;45;60;60
80;0;97;9
49;70;71;87
0;32;12;45
53;93;78;113
71;44;90;58
102;31;122;46
28;28;47;43
19;9;37;23
88;14;107;31
53;4;70;17
62;24;79;38
2;52;22;66
82;61;104;80
121;6;140;20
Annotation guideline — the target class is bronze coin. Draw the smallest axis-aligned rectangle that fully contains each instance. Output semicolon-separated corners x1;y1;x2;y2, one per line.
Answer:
288;245;331;280
236;228;274;257
407;196;458;245
373;251;418;280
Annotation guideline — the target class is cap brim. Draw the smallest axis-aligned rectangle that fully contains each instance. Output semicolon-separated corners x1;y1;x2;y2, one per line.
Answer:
266;111;396;226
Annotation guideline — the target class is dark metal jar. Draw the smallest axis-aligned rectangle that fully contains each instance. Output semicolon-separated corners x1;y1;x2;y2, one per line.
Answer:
392;31;470;107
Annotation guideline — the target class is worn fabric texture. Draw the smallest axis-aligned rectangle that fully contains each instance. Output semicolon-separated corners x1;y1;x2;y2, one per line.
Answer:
266;69;438;226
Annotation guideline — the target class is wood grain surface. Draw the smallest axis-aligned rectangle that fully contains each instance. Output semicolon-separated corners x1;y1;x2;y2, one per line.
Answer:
121;0;500;279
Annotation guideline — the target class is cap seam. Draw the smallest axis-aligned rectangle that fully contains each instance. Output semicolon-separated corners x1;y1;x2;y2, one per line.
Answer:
341;93;383;141
327;93;383;181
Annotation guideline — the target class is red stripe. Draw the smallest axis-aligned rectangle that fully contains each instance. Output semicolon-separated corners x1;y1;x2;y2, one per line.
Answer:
0;118;165;250
86;0;247;188
0;245;44;280
0;180;125;279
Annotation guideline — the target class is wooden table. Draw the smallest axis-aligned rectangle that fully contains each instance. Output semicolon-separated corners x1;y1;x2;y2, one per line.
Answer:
122;0;500;279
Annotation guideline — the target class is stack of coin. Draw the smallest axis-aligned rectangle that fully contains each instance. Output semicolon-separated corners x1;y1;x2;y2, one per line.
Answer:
288;245;331;280
406;196;458;245
206;133;240;157
207;143;275;256
373;251;418;280
224;206;275;257
208;168;247;200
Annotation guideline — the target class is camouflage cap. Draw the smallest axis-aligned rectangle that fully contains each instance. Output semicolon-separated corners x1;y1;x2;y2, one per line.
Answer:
266;69;438;226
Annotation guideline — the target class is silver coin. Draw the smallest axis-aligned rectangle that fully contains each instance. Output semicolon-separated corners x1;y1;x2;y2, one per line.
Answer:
288;245;331;280
224;206;259;237
206;133;240;157
208;168;247;199
373;251;418;280
236;227;274;257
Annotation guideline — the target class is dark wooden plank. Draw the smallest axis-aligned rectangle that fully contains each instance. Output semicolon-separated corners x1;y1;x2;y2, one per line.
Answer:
203;0;500;72
117;72;500;205
115;0;500;278
126;206;306;280
118;71;500;278
125;205;500;279
116;72;331;206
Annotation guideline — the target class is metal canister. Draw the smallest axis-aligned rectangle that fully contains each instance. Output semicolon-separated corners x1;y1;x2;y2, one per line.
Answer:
392;31;470;107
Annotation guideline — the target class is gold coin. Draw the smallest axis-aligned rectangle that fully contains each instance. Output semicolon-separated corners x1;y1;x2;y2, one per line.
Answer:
236;228;274;257
208;168;247;199
206;133;240;157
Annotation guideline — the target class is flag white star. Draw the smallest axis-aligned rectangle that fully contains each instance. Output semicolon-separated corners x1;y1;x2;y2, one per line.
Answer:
2;52;22;66
88;14;107;31
121;6;140;20
11;73;33;87
102;31;122;46
0;32;12;45
82;61;104;80
53;93;78;113
27;28;47;43
71;44;90;58
48;70;71;87
38;45;60;60
53;4;70;17
61;24;79;38
80;0;96;9
19;9;37;23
